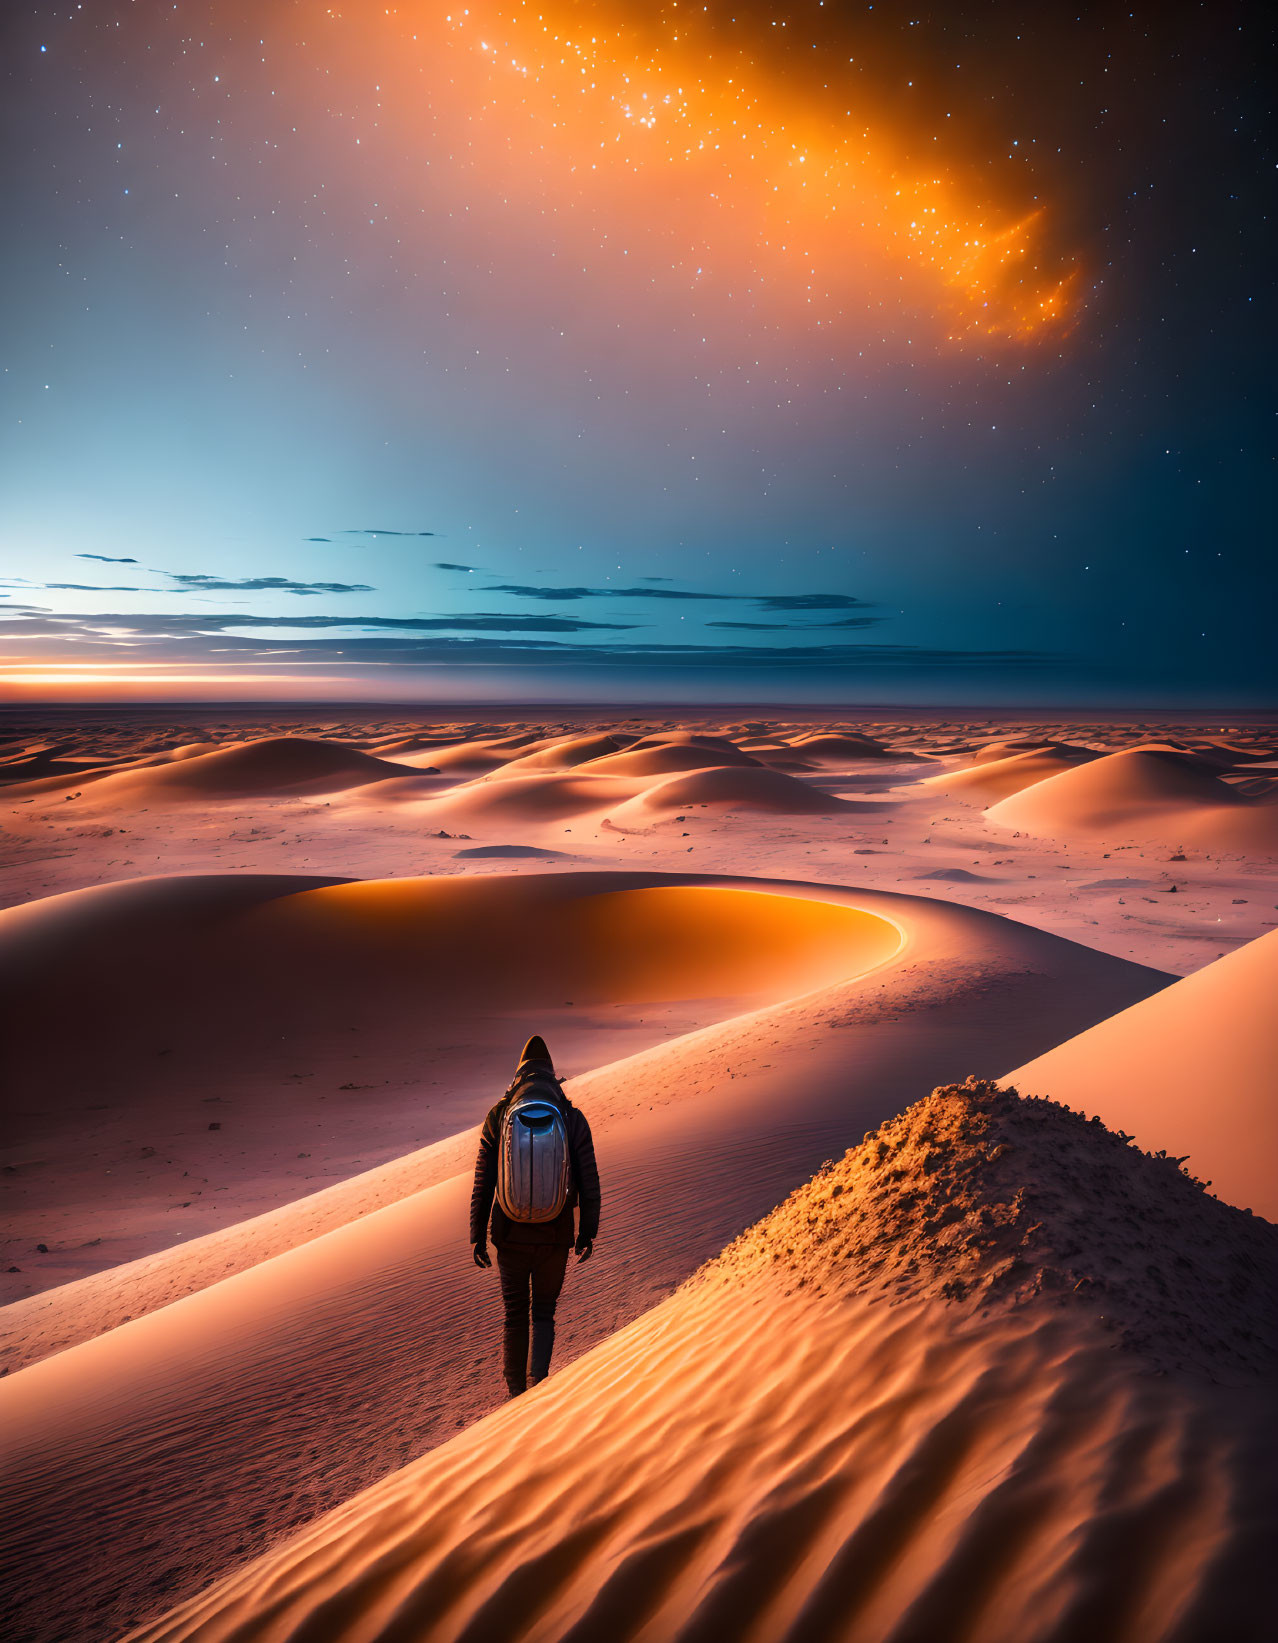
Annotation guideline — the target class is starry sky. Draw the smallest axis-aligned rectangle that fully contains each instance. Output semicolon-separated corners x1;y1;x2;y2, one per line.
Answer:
1;0;1273;704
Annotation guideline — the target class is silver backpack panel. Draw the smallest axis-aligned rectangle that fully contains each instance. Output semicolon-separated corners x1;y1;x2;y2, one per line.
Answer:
497;1095;572;1223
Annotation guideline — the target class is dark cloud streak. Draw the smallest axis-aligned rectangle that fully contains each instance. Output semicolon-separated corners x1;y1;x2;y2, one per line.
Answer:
163;574;376;596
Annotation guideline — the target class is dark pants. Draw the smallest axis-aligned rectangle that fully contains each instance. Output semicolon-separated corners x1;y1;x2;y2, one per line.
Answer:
496;1243;569;1396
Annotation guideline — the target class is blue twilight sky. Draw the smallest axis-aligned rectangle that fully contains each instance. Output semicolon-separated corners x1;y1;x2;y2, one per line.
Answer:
1;0;1274;704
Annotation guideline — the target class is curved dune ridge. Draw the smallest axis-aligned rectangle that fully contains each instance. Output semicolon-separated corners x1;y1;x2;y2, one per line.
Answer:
784;730;904;760
924;743;1099;802
6;736;431;801
1;871;901;1318
3;865;1161;1375
565;741;763;778
1004;926;1278;1220
987;747;1278;849
2;872;900;1059
119;1081;1278;1643
408;768;639;823
232;877;904;1007
0;878;1170;1641
612;762;854;820
482;731;638;773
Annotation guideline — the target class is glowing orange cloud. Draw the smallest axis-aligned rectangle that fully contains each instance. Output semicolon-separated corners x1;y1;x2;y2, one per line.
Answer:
414;0;1082;342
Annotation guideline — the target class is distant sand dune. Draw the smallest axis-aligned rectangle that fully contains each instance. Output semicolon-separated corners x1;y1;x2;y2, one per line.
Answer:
783;731;905;760
612;763;852;820
412;768;638;823
987;747;1278;849
483;731;637;773
573;742;761;778
925;743;1099;802
6;736;429;801
388;732;555;774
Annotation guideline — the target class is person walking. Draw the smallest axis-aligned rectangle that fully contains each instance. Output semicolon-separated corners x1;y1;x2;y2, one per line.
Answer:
469;1035;601;1397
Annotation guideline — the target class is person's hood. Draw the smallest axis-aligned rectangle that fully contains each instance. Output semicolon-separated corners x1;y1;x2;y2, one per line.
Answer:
517;1034;553;1072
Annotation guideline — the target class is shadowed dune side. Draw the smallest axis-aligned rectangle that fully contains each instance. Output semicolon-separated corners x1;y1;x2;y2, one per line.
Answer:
0;887;1169;1642
784;731;919;761
1;873;1165;1377
0;872;901;1307
967;736;1066;764
397;769;639;823
1004;927;1278;1220
611;763;855;821
481;732;639;773
923;744;1099;802
5;872;903;1109
0;739;223;792
574;743;762;778
628;730;747;752
389;732;559;774
117;1082;1278;1643
987;748;1278;850
4;737;433;802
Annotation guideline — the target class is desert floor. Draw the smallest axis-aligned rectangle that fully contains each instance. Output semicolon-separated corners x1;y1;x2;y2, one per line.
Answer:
0;705;1274;1643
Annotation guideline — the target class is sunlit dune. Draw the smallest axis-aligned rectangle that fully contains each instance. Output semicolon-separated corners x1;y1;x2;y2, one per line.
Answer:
0;856;1171;1640
987;747;1278;849
481;731;639;773
235;877;904;1008
6;736;431;801
571;741;762;777
611;761;856;819
924;741;1099;802
113;1081;1277;1643
1005;927;1278;1220
0;870;898;1328
784;731;905;759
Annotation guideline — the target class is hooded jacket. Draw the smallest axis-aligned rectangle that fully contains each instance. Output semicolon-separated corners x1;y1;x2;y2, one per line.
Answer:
469;1058;601;1248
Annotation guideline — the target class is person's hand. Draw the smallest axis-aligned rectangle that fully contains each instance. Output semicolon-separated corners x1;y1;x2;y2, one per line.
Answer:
472;1242;492;1269
575;1236;593;1263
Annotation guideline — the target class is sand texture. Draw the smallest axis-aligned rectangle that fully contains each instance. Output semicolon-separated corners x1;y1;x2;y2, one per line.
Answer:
1;707;1275;1643
117;1081;1278;1643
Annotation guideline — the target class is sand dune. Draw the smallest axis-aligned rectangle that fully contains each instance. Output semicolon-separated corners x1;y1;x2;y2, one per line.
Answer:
483;731;637;773
1004;927;1278;1220
7;736;431;802
1;871;902;1312
784;730;903;759
115;1081;1278;1643
967;735;1064;764
388;733;555;774
628;730;747;752
411;768;638;824
612;763;851;820
0;878;1168;1641
925;743;1099;802
573;741;761;777
987;747;1278;849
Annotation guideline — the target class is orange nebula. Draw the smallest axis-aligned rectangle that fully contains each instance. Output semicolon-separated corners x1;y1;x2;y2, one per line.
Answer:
413;0;1082;342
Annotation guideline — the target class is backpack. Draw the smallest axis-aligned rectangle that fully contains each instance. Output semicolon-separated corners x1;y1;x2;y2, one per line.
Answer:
496;1070;572;1223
